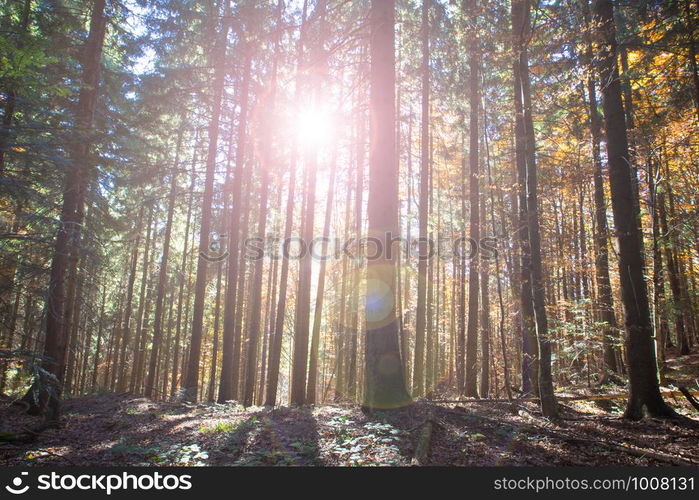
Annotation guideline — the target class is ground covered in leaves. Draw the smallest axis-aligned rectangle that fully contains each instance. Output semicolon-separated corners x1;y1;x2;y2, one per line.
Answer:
1;387;698;467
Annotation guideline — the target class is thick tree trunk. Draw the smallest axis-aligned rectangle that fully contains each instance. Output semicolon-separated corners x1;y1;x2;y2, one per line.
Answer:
40;0;107;422
364;0;411;410
592;0;675;420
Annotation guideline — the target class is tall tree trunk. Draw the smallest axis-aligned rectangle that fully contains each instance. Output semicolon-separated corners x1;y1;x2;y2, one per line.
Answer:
348;56;367;401
364;0;411;409
307;153;337;404
512;1;537;398
413;0;430;397
39;0;107;422
582;0;619;376
218;53;252;403
207;264;223;402
127;204;155;392
290;0;328;407
264;0;309;407
171;152;196;398
513;0;557;417
649;158;669;379
90;282;107;392
658;185;689;355
483;92;512;399
592;0;675;420
184;1;231;402
243;1;281;406
464;0;480;398
145;128;184;397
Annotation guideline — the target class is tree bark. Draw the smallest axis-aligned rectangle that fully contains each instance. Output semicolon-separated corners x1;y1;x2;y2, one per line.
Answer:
145;128;184;397
364;0;411;409
40;0;107;422
592;0;675;420
183;1;231;402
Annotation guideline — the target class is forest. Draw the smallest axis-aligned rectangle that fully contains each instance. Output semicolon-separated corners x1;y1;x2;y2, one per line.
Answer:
0;0;698;468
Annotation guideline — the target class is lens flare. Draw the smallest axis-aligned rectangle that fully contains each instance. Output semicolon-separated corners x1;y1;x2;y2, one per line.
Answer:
296;107;334;148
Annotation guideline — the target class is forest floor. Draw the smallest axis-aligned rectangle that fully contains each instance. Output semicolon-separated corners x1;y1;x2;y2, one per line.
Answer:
1;351;698;467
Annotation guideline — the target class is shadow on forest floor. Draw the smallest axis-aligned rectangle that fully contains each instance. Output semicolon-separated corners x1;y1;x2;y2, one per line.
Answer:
1;353;698;466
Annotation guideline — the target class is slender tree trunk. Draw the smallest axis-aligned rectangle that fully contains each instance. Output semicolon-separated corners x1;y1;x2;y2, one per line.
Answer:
126;204;154;392
184;1;231;402
307;153;337;404
243;2;281;405
206;264;223;402
413;0;430;397
218;53;252;403
464;0;481;398
264;1;309;407
145;129;184;397
171;153;196;398
513;0;557;417
582;0;620;376
658;185;689;355
90;282;107;392
649;158;669;380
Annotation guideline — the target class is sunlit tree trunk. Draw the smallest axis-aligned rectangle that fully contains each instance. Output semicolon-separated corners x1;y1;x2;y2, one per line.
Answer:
582;0;619;377
127;205;155;392
413;0;430;397
265;0;309;407
171;153;196;398
307;153;337;404
512;0;537;398
243;1;282;406
464;0;481;398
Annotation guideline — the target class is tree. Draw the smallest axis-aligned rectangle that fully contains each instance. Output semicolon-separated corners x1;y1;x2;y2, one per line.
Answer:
185;1;231;402
464;0;480;398
364;0;411;410
592;0;675;420
581;0;619;377
38;0;108;422
413;0;430;397
145;127;184;397
512;0;557;418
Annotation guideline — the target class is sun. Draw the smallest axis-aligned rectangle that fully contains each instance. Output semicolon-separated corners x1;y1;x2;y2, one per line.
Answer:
296;106;334;149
